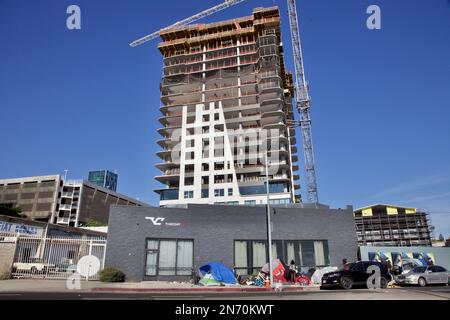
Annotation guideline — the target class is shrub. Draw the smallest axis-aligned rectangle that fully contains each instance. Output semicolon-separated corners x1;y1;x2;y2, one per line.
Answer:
0;272;11;280
99;267;125;282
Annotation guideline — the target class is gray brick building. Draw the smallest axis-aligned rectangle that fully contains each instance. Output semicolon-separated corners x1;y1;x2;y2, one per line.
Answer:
105;204;358;282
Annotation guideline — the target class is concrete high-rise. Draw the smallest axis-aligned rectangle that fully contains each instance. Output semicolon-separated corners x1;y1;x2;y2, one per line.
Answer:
155;7;300;206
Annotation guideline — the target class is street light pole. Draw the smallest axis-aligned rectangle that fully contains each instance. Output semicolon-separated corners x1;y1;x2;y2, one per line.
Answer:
265;153;274;287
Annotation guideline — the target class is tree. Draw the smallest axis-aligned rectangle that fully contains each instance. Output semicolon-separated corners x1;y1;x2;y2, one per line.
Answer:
438;234;445;242
83;219;107;227
0;204;24;218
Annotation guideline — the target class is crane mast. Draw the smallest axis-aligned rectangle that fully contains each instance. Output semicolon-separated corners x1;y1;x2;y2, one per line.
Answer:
287;0;319;203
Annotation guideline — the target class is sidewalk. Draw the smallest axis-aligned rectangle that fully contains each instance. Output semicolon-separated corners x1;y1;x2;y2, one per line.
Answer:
0;279;320;293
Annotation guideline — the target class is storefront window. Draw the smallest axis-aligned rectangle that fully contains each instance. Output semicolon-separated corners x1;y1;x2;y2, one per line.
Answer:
159;241;177;275
314;241;325;266
234;241;248;274
234;240;330;275
145;240;159;276
177;240;194;275
252;241;266;271
145;239;194;277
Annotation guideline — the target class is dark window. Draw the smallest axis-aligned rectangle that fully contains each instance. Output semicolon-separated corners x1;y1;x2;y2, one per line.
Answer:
234;240;329;275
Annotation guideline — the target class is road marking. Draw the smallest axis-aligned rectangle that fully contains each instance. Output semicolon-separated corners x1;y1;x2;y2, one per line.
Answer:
153;295;205;299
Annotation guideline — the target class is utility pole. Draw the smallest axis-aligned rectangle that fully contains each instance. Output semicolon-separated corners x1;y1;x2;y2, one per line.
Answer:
265;153;274;287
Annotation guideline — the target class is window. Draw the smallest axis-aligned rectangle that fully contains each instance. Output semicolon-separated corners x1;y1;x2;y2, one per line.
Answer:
244;200;256;206
214;162;225;171
186;139;195;148
214;113;220;121
252;241;266;271
184;191;194;199
234;241;248;275
214;189;224;197
269;198;291;205
201;189;209;198
228;188;233;196
185;151;195;160
186;116;195;124
145;239;194;277
234;240;330;275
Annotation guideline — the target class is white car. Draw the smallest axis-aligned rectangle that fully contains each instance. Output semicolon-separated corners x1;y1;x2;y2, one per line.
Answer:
12;258;56;274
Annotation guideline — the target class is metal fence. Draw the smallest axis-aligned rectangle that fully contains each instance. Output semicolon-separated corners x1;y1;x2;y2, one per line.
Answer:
0;232;107;280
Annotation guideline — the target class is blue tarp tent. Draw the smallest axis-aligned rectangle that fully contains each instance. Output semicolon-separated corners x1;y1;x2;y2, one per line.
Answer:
199;262;237;285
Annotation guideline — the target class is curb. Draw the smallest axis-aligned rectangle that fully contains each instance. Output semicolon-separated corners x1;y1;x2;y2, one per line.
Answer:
91;285;321;293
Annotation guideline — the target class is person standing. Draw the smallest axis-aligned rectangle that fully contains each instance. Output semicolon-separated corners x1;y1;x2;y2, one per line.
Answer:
289;260;298;283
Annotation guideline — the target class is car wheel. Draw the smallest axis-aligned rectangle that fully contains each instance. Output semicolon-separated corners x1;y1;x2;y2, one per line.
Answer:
31;267;38;274
340;276;353;290
418;277;427;287
380;276;388;289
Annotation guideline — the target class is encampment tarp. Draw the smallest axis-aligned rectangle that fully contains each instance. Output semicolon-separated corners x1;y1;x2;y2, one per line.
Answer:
199;262;237;285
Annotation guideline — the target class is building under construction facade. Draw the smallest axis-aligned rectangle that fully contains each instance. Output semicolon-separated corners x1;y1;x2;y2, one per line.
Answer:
155;7;300;206
353;204;434;247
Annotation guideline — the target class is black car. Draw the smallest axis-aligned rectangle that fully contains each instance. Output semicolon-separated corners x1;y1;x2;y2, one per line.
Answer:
321;261;392;290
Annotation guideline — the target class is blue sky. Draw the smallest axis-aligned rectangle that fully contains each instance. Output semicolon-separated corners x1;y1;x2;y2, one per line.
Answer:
0;0;449;237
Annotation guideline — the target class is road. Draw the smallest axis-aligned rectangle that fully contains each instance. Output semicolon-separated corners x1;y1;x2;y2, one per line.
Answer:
0;286;449;300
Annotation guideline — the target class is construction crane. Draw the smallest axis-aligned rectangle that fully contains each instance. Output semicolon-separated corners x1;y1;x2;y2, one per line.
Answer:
129;0;245;47
286;0;318;203
130;0;319;203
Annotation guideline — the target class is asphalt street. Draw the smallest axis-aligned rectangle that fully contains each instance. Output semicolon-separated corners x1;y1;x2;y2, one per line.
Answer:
0;286;449;300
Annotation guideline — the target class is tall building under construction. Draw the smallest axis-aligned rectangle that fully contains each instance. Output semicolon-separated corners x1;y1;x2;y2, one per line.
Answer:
155;7;300;206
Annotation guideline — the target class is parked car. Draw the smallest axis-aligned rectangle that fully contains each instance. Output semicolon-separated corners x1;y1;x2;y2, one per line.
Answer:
395;266;450;287
12;258;57;274
54;258;77;273
321;261;392;290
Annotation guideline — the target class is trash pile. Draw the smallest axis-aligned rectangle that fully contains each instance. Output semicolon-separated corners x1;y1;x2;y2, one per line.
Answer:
238;259;319;287
197;260;339;288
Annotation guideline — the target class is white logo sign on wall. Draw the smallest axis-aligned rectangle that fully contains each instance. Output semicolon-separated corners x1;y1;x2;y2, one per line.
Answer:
145;217;181;227
146;217;166;226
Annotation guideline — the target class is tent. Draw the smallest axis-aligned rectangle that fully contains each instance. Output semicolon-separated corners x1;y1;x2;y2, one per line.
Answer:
199;262;237;285
261;259;288;283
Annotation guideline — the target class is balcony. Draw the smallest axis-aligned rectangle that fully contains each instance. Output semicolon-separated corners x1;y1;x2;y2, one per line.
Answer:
155;188;179;201
59;204;72;211
57;218;70;225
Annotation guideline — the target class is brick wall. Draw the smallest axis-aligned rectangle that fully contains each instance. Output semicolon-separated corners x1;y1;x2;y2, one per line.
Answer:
105;204;358;282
